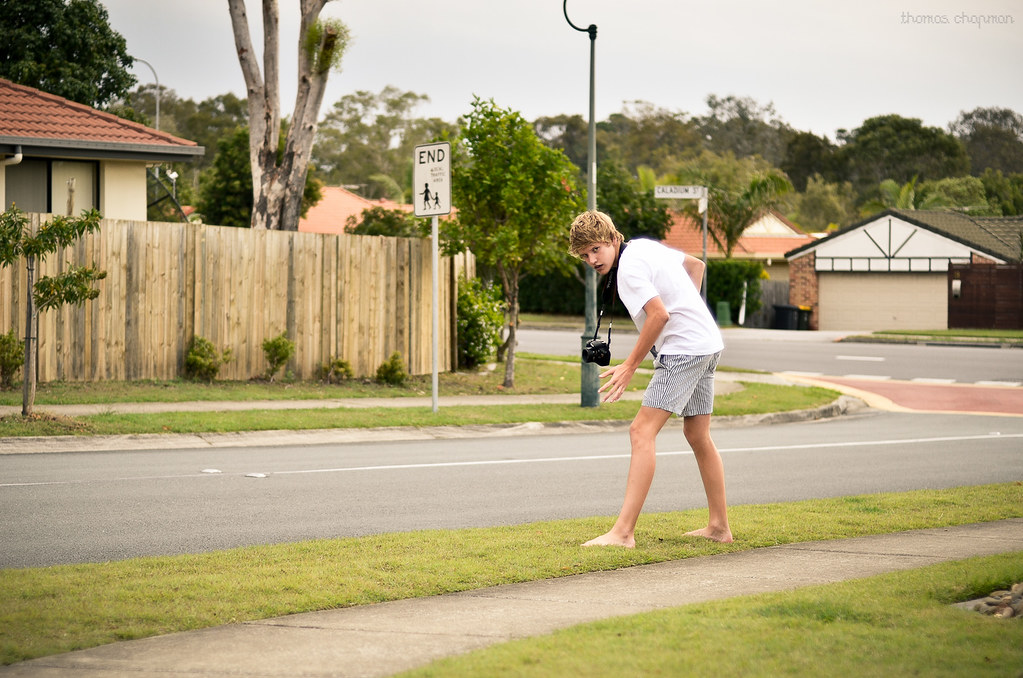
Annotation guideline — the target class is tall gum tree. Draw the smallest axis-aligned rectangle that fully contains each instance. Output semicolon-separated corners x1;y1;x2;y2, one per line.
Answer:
227;0;349;230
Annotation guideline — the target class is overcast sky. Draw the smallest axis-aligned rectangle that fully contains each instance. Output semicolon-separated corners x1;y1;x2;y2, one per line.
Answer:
101;0;1022;140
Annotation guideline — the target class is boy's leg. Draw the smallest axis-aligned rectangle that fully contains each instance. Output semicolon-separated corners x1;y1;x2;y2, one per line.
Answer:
582;405;672;547
682;414;733;543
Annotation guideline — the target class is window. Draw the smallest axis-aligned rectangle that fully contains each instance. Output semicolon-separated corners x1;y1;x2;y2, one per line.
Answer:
4;159;98;214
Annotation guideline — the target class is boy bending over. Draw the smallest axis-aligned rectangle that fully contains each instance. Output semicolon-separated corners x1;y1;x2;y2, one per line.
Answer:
570;210;733;547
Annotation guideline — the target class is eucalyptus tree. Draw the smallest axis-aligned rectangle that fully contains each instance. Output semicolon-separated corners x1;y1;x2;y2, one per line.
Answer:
227;0;349;230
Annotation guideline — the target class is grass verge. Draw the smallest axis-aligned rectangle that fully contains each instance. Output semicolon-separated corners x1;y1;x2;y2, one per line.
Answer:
0;381;840;437
0;356;616;407
1;483;1020;665
400;552;1023;677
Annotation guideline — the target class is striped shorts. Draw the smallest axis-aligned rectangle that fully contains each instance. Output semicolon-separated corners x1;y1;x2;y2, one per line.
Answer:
642;352;721;417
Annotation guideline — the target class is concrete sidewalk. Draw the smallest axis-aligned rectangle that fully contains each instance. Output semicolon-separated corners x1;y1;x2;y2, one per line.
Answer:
3;519;1021;677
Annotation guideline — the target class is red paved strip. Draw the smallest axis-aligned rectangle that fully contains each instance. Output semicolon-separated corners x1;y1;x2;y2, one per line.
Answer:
814;378;1023;416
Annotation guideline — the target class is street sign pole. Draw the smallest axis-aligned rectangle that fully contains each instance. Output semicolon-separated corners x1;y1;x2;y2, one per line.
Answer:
655;185;709;302
413;142;451;413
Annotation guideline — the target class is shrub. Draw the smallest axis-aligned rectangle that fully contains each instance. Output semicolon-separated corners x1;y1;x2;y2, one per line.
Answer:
375;352;408;386
262;332;295;382
183;336;232;382
706;259;765;324
0;328;24;389
317;357;353;383
457;277;505;369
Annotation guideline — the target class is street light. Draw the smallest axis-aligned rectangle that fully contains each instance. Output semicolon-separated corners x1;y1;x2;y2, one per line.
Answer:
564;0;600;408
166;170;178;199
133;58;160;131
134;58;161;180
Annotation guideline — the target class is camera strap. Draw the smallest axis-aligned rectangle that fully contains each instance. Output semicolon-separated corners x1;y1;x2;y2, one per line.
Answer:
591;241;627;347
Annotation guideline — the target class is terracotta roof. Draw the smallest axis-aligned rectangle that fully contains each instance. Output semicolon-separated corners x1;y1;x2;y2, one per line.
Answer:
663;210;816;260
0;77;202;160
299;186;414;235
785;209;1023;262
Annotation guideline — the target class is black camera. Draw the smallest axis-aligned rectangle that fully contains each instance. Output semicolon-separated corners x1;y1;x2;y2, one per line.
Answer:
582;339;611;366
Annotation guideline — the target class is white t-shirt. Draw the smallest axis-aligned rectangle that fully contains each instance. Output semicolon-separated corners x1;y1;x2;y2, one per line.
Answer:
615;238;724;356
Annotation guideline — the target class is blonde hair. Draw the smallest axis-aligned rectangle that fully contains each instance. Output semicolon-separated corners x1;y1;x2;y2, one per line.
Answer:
569;211;623;255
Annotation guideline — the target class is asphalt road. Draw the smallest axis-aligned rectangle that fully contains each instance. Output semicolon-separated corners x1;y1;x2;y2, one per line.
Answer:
518;327;1023;385
2;409;1021;568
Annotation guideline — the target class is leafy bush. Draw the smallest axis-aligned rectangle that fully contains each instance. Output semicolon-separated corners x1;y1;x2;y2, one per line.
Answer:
183;336;232;382
262;332;295;382
317;357;353;383
375;352;408;386
707;259;765;324
0;328;24;389
457;277;505;369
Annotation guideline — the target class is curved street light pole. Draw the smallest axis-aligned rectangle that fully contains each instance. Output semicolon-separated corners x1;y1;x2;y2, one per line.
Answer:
564;0;600;407
133;58;160;131
134;58;161;181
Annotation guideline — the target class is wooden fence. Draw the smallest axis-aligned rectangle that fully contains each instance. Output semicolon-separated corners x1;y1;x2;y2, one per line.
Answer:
0;215;474;382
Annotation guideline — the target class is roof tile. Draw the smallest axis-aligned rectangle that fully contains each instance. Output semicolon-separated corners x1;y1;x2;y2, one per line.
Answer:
0;77;197;148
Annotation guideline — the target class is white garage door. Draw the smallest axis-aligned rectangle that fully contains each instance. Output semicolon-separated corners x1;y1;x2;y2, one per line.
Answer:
818;273;947;331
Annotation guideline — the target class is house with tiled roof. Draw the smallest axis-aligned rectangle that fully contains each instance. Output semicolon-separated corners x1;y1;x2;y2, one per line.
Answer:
0;77;203;221
299;185;414;235
664;209;817;281
785;209;1023;330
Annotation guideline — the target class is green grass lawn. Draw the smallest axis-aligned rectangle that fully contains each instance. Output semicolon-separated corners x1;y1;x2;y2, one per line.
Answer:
399;552;1023;677
0;357;839;437
1;483;1020;666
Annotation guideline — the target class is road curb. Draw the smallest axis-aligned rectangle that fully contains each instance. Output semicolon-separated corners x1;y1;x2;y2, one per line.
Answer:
0;396;866;455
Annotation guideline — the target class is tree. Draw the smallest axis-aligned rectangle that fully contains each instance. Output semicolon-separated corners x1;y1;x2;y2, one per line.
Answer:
596;156;672;241
312;86;458;200
198;128;255;228
949;107;1023;176
694;94;794;167
198;125;323;228
919;176;998;214
697;172;793;258
344;206;426;237
980;169;1023;216
227;0;349;231
792;174;857;231
0;207;106;415
837;115;970;195
597;101;702;176
533;113;590;171
0;0;135;108
782;131;839;192
441;98;584;388
858;176;949;215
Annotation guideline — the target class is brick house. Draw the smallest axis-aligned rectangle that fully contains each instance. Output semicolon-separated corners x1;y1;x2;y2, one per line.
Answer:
785;209;1023;331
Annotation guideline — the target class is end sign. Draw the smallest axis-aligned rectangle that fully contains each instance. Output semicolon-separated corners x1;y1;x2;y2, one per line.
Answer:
413;142;451;217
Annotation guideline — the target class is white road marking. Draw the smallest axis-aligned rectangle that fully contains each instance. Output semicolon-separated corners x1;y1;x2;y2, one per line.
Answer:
976;381;1022;387
3;433;1021;488
911;378;957;385
842;374;891;381
836;355;885;362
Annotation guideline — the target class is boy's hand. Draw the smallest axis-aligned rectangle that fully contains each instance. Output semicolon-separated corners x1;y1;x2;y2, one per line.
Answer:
598;362;636;403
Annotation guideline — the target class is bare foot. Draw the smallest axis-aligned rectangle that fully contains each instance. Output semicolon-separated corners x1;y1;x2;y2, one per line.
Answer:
582;532;635;548
684;526;733;543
